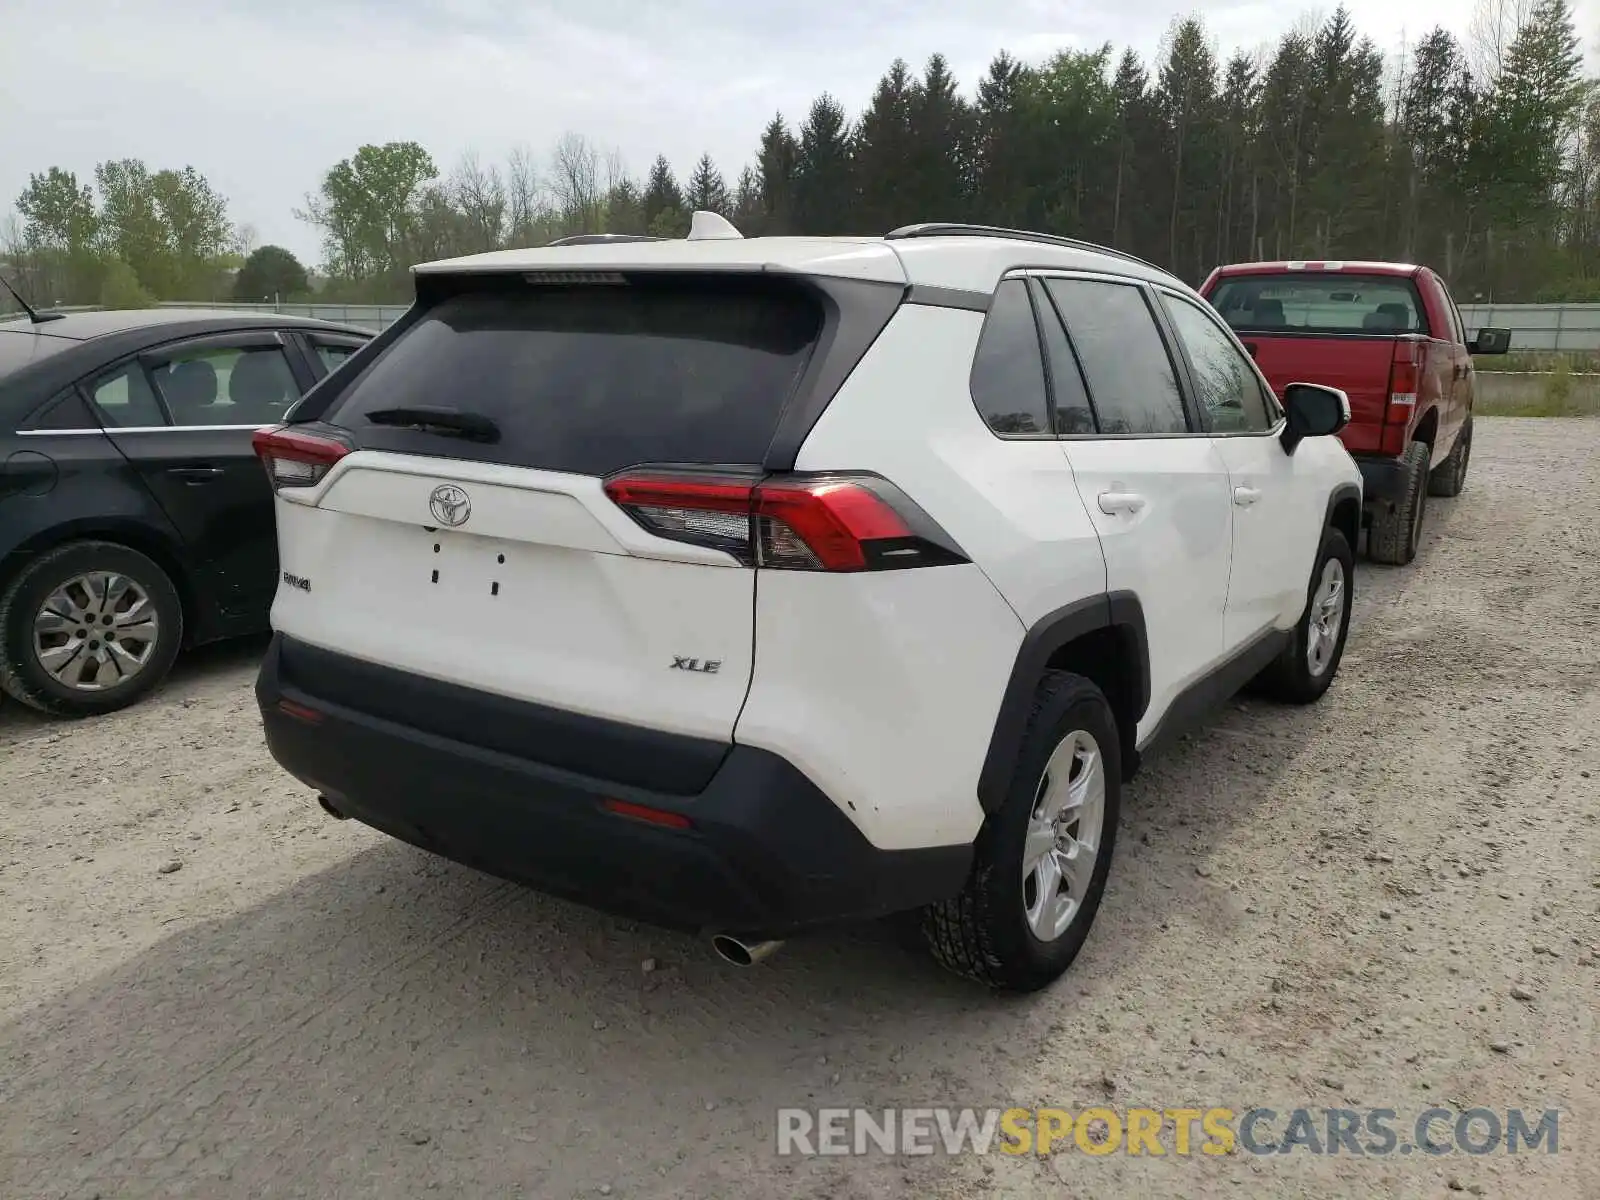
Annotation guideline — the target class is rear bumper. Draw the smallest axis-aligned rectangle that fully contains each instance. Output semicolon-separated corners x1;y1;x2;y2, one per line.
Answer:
256;634;972;935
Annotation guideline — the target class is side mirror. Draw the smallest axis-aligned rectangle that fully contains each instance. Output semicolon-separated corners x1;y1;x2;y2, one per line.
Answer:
1469;327;1511;355
1280;382;1350;455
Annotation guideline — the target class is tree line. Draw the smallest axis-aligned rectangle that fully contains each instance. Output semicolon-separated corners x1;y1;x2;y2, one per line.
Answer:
6;1;1594;312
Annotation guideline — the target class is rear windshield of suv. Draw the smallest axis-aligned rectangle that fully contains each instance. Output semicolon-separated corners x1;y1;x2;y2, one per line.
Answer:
1208;273;1428;336
324;275;823;476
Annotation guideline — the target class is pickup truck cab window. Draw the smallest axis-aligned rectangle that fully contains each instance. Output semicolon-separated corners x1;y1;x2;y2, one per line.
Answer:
1210;273;1428;337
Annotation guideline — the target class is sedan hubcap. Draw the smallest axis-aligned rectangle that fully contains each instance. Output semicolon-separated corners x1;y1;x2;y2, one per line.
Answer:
1022;728;1106;942
32;572;160;692
1306;557;1346;677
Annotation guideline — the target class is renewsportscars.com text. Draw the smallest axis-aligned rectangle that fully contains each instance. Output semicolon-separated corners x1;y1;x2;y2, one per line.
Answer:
776;1106;1561;1158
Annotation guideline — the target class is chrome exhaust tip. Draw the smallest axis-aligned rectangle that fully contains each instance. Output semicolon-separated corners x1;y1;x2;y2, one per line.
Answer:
316;794;349;820
710;933;784;967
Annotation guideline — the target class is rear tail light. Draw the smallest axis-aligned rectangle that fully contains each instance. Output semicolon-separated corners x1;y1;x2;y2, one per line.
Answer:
603;469;968;572
1382;342;1420;455
253;427;351;490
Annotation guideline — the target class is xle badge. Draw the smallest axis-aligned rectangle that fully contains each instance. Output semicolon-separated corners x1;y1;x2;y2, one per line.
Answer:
670;657;721;675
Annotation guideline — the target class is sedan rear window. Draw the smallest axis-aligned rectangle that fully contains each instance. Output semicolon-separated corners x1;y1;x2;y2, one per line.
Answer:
324;275;824;477
1208;273;1428;336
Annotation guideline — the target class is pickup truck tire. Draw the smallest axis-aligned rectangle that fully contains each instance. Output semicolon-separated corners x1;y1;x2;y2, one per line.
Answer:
1254;526;1354;704
922;671;1120;992
1367;441;1430;565
1428;418;1472;498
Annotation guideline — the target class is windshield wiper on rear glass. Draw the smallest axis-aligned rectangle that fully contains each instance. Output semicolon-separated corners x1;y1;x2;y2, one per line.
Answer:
363;406;500;443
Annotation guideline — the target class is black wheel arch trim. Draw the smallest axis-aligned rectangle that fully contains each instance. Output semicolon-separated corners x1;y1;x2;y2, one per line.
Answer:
977;590;1149;814
1324;481;1363;542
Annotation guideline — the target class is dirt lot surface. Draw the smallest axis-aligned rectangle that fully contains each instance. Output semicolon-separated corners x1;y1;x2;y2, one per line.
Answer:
1;418;1596;1199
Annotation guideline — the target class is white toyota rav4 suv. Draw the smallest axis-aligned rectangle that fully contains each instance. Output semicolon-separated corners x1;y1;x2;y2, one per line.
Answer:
254;216;1362;991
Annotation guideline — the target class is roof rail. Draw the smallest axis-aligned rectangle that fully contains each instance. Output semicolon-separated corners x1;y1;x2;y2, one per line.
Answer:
884;223;1161;272
545;233;665;247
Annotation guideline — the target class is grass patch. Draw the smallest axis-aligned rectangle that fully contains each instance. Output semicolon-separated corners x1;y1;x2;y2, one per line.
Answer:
1474;349;1600;374
1475;361;1600;416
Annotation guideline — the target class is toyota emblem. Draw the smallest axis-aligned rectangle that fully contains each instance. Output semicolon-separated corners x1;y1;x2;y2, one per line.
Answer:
429;484;471;527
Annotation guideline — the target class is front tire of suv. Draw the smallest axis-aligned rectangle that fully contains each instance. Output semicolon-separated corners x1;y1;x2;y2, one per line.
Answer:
922;672;1120;992
1427;417;1472;498
0;541;184;717
1367;440;1430;565
1253;525;1355;705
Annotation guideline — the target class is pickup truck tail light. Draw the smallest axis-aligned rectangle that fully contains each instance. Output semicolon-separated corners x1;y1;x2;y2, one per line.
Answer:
1382;342;1420;456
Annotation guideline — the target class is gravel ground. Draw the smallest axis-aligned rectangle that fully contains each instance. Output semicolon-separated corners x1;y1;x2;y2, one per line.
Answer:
1;417;1596;1200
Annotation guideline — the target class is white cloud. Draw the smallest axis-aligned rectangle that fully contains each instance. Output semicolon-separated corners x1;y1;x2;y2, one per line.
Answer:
3;0;1593;265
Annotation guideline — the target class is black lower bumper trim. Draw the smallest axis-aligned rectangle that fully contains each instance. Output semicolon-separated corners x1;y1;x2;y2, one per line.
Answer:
256;635;972;934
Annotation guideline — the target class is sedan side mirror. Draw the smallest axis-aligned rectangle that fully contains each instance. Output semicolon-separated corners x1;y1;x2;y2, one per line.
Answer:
1280;382;1350;455
1469;327;1511;355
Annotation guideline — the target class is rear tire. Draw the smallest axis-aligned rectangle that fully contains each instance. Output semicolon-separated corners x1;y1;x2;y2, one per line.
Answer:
922;672;1120;992
0;541;183;717
1254;526;1354;705
1428;418;1472;497
1366;441;1430;565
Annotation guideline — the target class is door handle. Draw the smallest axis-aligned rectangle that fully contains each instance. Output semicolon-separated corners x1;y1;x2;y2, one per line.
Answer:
1233;486;1262;507
1097;491;1146;515
166;466;225;483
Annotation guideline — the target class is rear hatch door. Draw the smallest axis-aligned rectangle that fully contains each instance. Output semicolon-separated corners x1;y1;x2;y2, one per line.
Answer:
267;271;862;789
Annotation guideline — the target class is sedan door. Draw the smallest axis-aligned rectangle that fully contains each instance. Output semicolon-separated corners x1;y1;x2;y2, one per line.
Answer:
85;331;315;628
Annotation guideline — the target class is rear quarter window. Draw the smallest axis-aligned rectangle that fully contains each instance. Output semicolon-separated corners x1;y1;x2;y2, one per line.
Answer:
1209;273;1429;337
324;275;823;477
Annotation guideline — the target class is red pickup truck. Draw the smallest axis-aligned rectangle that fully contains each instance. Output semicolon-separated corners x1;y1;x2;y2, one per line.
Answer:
1199;261;1510;564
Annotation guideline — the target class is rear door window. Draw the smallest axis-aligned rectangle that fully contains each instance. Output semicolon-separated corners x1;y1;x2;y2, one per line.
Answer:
325;276;823;476
1208;273;1428;336
1041;278;1191;436
148;344;302;427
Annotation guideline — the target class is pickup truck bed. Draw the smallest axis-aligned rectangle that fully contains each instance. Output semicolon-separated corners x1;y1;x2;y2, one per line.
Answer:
1200;261;1510;564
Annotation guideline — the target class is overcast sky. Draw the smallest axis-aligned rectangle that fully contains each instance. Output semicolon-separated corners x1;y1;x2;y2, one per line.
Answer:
4;0;1596;265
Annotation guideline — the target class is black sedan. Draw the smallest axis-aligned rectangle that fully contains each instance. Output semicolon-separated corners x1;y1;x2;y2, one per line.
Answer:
0;308;372;716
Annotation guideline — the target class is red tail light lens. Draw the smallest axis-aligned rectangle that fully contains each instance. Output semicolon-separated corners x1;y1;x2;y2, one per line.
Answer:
253;427;351;490
1382;343;1420;455
603;469;967;572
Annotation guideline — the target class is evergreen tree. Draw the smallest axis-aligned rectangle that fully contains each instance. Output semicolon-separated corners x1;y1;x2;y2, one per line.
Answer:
973;52;1031;228
642;156;683;231
853;59;918;231
793;94;855;233
1156;17;1220;276
907;54;972;222
605;177;647;236
686;154;731;214
1109;50;1153;250
757;115;800;233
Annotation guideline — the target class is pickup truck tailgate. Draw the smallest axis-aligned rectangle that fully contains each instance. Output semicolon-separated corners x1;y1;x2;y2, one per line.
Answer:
1235;334;1396;456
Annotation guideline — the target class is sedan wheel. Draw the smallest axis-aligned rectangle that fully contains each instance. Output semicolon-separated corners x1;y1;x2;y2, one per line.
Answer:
0;541;184;717
33;572;163;692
